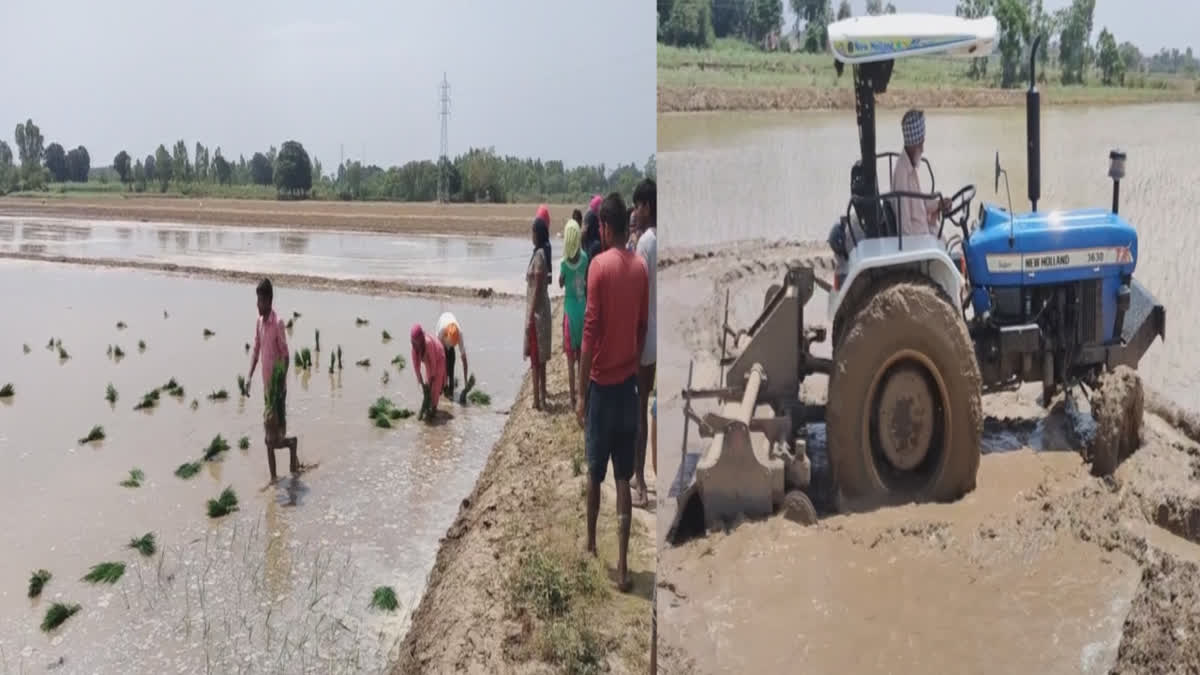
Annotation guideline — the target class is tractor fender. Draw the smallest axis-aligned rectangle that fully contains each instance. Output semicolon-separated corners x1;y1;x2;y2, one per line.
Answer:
827;234;964;325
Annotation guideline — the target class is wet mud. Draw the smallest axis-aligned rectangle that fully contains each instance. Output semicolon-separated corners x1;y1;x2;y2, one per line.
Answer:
657;240;1200;674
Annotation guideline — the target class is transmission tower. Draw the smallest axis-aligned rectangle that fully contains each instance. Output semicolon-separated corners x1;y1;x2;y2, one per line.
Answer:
438;73;451;203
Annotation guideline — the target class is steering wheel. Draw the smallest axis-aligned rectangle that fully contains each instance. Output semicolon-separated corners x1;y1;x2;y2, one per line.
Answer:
938;184;976;239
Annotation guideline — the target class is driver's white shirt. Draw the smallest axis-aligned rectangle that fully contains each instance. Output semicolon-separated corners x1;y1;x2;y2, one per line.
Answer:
891;154;939;238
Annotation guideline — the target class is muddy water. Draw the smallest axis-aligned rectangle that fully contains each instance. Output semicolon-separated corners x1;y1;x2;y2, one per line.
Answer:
659;103;1200;412
0;260;524;672
0;216;545;296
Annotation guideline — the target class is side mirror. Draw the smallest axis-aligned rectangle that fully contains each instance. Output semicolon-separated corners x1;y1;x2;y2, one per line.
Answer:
994;151;1001;193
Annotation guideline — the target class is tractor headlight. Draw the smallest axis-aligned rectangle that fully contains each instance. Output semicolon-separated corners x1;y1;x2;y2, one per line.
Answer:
1108;150;1126;181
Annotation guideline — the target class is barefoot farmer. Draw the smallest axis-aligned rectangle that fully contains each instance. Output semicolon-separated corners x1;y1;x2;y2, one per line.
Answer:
435;311;468;399
410;323;446;422
525;213;552;410
559;216;588;409
578;192;649;592
245;278;300;483
632;178;657;507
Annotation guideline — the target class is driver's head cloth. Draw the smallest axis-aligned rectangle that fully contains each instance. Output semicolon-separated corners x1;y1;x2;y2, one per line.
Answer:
901;109;925;148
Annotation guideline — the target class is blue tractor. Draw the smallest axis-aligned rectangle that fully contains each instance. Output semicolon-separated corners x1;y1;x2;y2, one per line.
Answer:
671;13;1165;537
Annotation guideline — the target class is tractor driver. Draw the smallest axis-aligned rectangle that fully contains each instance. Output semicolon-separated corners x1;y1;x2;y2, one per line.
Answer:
892;109;951;238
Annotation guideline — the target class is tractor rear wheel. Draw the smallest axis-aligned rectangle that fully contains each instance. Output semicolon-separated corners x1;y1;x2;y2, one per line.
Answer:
827;278;983;508
1087;365;1144;477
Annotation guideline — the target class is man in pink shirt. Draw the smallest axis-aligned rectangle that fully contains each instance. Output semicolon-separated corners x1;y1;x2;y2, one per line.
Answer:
411;323;446;422
577;192;649;593
245;278;299;483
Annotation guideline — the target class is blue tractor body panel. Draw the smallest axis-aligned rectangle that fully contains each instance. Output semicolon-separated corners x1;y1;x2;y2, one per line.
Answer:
965;204;1138;344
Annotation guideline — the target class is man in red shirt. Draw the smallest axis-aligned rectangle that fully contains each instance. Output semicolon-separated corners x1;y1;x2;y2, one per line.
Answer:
577;192;649;593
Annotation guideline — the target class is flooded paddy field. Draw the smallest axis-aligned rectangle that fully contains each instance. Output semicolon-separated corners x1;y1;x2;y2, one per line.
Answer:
0;259;525;673
0;217;545;297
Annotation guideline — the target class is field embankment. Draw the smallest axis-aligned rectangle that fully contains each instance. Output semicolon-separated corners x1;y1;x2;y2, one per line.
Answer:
394;304;655;675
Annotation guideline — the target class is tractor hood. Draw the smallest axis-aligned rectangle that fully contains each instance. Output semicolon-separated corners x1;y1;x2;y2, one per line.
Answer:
967;204;1138;286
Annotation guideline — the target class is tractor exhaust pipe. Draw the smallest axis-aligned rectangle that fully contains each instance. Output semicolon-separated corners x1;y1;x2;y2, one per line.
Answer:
1027;35;1042;213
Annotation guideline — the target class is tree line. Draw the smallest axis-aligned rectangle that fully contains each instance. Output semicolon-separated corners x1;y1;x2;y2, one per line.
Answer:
658;0;1196;90
0;118;654;204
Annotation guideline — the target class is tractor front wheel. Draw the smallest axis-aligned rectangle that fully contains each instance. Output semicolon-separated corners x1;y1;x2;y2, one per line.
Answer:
827;278;983;508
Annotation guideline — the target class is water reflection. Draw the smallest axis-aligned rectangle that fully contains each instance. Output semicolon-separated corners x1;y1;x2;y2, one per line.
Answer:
279;232;310;254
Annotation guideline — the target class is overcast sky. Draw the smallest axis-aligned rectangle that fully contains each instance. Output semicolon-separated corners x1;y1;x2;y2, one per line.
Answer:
0;0;655;172
796;0;1194;55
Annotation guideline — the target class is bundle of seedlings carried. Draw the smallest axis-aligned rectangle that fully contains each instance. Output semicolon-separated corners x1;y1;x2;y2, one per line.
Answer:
370;586;399;612
207;486;239;518
78;425;105;445
207;389;229;401
265;361;287;440
238;436;250;450
40;602;80;632
202;434;231;461
202;328;215;338
0;383;13;398
174;461;201;479
119;468;144;488
82;561;125;584
355;317;369;326
138;340;146;352
116;321;126;330
337;345;343;370
237;375;249;397
301;348;313;369
105;383;117;404
356;358;370;368
391;354;407;370
381;330;391;342
128;532;155;557
28;569;51;598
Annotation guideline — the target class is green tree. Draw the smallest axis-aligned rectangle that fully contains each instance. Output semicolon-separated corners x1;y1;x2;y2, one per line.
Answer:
249;152;273;185
1059;0;1095;85
748;0;783;43
194;142;208;183
865;0;883;13
956;0;993;80
994;0;1031;88
13;119;45;189
661;0;714;47
884;1;896;12
0;140;15;194
154;144;172;192
212;150;232;185
791;0;831;53
113;150;132;184
273;140;313;198
44;143;68;182
132;158;146;192
836;0;851;20
172;140;191;183
144;154;155;182
712;0;750;38
65;146;90;182
1096;27;1124;85
1118;41;1143;75
311;157;323;186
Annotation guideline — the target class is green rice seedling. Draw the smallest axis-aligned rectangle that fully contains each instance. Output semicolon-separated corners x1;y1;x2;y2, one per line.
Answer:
337;345;343;369
119;468;144;488
356;358;370;368
391;354;407;370
315;329;320;352
381;330;391;342
82;562;125;584
28;569;51;598
40;602;80;632
55;338;61;348
116;321;126;330
286;318;294;330
206;486;239;518
112;345;125;358
301;347;312;369
203;328;215;338
207;389;229;401
329;352;335;374
391;407;411;420
23;343;30;354
244;342;250;353
79;425;105;444
58;345;70;361
294;350;303;368
163;310;168;319
381;371;389;385
0;383;12;398
128;532;155;557
370;586;399;612
238;435;250;450
374;415;392;428
105;383;117;404
190;399;199;410
138;339;146;352
467;389;492;406
237;375;249;397
202;434;230;461
292;311;301;319
161;377;178;392
174;461;201;479
134;388;161;410
355;317;368;326
168;385;185;399
46;337;55;350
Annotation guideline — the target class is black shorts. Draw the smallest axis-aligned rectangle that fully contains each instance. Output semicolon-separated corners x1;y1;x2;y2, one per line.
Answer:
585;375;638;483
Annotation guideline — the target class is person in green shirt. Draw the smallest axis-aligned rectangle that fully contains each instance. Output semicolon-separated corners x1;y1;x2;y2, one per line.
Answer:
559;216;589;408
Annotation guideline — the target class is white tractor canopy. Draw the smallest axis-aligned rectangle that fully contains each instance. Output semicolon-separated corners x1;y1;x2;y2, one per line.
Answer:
828;13;999;65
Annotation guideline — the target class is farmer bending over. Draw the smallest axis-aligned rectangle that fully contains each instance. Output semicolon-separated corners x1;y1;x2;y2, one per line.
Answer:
892;109;949;237
410;323;446;422
245;278;300;484
435;311;468;399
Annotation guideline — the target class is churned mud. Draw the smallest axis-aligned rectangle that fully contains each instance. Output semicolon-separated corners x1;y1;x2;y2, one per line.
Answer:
657;240;1200;675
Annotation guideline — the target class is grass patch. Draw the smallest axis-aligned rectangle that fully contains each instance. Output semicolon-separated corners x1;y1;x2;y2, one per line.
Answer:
391;354;407;370
138;339;146;352
78;425;105;444
128;532;155;557
202;328;215;338
202;434;230;461
0;383;12;398
105;383;117;403
174;461;201;479
355;317;369;326
370;586;399;612
381;330;391;342
119;468;145;488
356;358;370;368
207;486;239;518
82;561;125;584
509;550;607;621
28;569;51;598
40;602;80;632
238;435;250;450
539;618;605;674
207;389;229;401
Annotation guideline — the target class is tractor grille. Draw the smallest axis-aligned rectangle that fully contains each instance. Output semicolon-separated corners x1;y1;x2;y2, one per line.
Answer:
1079;280;1102;344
